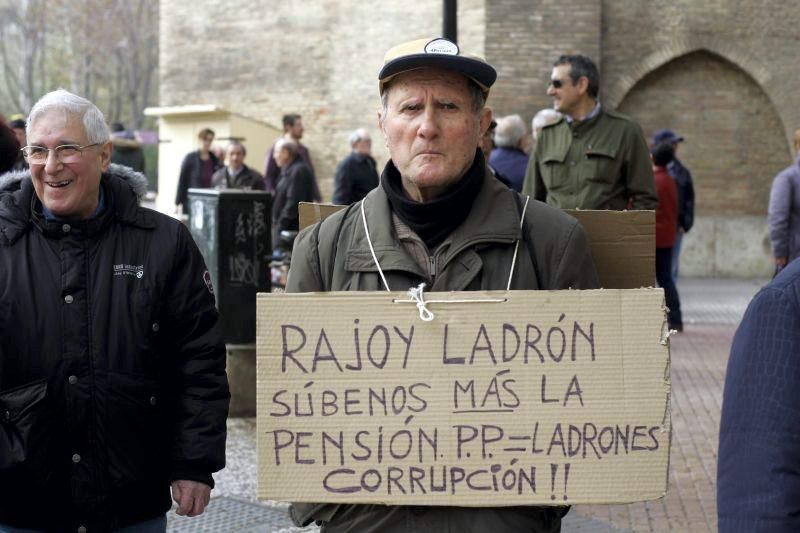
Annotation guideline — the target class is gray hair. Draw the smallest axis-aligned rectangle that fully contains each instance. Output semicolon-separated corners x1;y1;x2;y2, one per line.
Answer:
226;139;246;156
348;128;370;147
380;77;486;125
275;137;298;158
493;114;526;148
27;89;110;144
532;109;562;137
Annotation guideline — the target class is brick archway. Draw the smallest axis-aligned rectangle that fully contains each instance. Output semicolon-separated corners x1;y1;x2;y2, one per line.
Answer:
604;36;792;149
616;50;787;217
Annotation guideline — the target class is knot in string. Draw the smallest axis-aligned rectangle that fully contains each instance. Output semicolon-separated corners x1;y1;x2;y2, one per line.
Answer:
407;283;435;321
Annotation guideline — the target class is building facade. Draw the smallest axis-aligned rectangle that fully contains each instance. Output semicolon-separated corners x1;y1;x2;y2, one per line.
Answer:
159;0;798;277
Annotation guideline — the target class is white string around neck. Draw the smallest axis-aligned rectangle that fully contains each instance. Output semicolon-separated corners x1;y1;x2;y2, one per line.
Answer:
507;194;530;291
361;198;391;292
359;194;530;319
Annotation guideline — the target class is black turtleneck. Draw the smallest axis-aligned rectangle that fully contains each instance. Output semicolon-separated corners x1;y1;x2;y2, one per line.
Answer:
382;149;485;250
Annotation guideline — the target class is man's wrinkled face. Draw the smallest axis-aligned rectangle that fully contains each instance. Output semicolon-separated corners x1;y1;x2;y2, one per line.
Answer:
28;110;111;219
227;145;245;170
547;64;583;117
379;68;491;202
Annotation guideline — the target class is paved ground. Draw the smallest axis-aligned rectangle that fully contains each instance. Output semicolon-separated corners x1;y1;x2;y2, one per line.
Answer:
167;277;766;532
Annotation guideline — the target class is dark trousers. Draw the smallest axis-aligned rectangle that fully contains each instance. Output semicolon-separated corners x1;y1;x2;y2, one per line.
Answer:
656;247;683;327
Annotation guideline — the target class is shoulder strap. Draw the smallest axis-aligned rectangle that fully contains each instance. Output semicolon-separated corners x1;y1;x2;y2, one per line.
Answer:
314;202;357;291
512;191;542;289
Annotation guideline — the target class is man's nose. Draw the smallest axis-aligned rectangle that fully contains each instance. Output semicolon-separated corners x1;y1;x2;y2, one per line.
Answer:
417;106;440;138
547;85;556;96
43;149;62;172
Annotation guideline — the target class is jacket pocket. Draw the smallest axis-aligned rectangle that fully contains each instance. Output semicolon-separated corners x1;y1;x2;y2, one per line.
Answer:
0;379;55;484
540;155;568;193
106;373;165;487
578;145;618;183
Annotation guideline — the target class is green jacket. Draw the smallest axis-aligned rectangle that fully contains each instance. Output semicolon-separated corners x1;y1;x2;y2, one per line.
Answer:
286;169;599;532
522;107;657;210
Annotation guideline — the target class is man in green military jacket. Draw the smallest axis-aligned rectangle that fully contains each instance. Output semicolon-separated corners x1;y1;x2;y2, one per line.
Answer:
522;55;657;210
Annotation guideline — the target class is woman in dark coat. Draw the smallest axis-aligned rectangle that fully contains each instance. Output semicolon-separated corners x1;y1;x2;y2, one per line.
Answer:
175;128;220;212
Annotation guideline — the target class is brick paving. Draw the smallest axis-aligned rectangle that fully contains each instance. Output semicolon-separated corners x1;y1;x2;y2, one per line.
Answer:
171;278;765;532
570;278;765;532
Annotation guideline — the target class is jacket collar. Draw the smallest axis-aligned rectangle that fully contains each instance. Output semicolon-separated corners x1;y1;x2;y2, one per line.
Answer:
0;163;155;245
346;165;522;276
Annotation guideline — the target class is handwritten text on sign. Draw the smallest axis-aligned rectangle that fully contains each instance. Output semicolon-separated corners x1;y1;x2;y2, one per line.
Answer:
256;289;671;506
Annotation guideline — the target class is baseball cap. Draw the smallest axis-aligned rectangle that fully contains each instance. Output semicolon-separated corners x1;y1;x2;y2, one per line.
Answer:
652;128;684;145
378;37;497;97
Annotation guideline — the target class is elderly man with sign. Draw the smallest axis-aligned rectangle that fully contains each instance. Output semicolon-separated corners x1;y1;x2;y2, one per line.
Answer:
286;37;599;532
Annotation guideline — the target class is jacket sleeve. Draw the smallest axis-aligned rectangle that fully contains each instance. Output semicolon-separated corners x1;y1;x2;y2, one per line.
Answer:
277;166;314;234
286;224;325;292
332;159;352;205
522;151;547;202
625;123;659;210
264;146;279;192
175;153;192;206
768;172;791;258
679;166;695;232
250;168;266;190
210;168;227;189
161;223;230;487
552;219;600;290
718;283;800;532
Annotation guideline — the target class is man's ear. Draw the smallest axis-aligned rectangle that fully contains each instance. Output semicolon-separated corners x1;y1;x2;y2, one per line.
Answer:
99;140;113;171
479;107;493;137
377;110;389;147
576;76;590;96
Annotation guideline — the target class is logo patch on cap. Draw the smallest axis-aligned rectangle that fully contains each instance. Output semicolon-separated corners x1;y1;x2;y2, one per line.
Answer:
424;38;458;56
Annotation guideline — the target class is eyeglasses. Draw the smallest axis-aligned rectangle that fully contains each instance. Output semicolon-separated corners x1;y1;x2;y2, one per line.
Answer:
21;143;102;165
548;78;568;89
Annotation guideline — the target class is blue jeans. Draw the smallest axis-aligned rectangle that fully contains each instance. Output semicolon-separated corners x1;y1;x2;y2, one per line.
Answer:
671;230;683;283
657;246;683;327
0;515;166;533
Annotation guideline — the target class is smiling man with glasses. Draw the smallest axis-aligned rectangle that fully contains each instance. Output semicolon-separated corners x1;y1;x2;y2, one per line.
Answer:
522;54;657;211
0;89;229;532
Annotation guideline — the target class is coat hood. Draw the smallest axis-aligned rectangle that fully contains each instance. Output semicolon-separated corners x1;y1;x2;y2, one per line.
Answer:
0;163;148;200
0;164;151;245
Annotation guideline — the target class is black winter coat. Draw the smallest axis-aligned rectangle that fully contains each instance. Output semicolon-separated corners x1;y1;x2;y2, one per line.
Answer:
0;165;229;531
175;150;220;206
332;152;379;205
272;158;315;245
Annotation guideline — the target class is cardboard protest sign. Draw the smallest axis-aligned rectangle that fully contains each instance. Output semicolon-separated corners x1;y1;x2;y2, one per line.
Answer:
565;210;655;290
299;202;345;231
298;203;655;289
257;289;670;506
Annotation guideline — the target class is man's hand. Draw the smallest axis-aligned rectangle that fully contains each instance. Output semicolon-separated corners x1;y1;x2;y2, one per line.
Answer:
775;256;788;267
171;479;211;517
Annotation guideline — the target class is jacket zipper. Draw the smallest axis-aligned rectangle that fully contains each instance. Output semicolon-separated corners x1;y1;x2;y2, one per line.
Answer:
428;255;437;280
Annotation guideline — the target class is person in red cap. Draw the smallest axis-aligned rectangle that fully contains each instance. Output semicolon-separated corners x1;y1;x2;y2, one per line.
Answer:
286;36;599;533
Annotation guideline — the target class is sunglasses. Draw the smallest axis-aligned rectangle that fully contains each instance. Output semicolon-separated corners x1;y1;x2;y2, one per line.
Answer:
549;78;568;89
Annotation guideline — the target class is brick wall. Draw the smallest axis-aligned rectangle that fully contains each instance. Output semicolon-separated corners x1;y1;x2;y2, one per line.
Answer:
159;0;800;276
618;51;789;216
485;0;600;123
159;0;484;199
